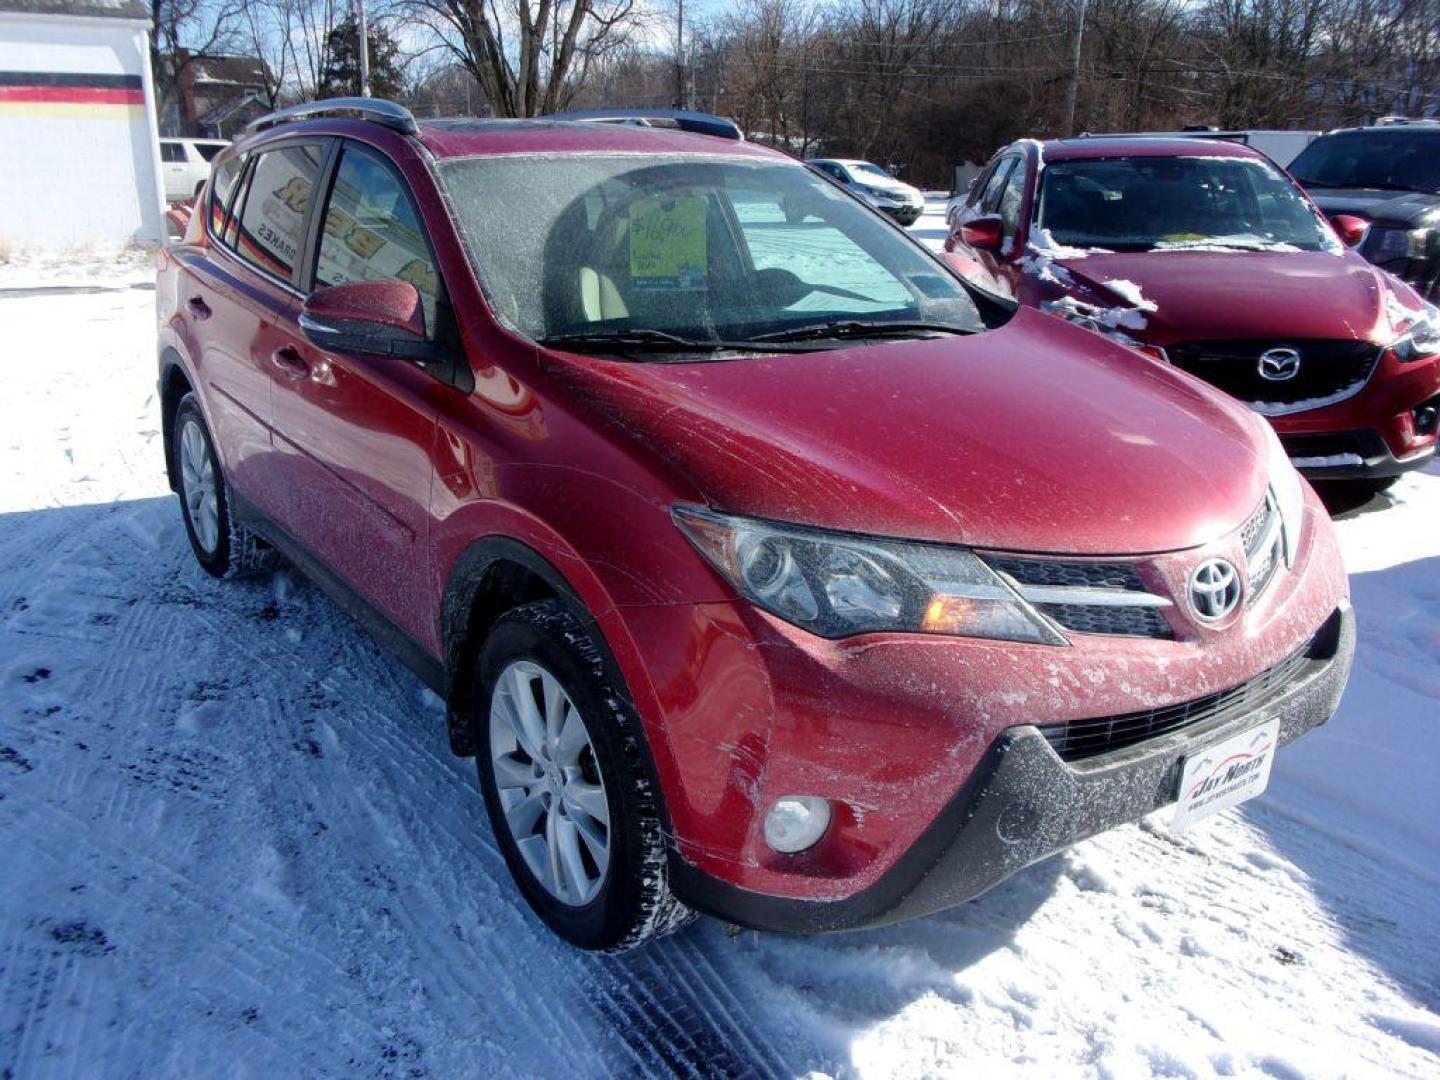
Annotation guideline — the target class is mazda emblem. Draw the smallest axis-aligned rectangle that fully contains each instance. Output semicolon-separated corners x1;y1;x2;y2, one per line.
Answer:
1188;558;1242;621
1258;347;1301;382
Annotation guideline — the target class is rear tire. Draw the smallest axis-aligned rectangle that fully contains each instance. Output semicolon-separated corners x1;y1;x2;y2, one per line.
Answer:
173;393;278;578
473;600;693;952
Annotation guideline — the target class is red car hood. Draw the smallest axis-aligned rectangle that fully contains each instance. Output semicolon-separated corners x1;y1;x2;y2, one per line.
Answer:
1050;249;1395;345
548;308;1269;555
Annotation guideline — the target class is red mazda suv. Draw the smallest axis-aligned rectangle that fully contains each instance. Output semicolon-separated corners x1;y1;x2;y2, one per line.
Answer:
157;101;1354;951
945;136;1440;495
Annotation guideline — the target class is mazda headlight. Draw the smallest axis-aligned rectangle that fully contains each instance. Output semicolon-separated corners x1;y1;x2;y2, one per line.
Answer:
1041;299;1149;350
1391;301;1440;364
862;186;903;205
673;506;1066;644
1261;422;1304;567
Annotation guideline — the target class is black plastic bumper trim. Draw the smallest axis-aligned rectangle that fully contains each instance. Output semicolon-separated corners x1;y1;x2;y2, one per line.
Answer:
1282;428;1436;479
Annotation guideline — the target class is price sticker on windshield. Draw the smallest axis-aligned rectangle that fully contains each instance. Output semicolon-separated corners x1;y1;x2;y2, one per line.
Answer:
630;197;707;291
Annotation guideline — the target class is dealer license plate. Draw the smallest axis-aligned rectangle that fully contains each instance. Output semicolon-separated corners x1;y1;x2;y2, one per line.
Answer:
1171;717;1280;831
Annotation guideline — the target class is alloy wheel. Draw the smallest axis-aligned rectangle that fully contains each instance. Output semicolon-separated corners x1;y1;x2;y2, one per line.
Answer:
179;418;219;554
489;660;611;906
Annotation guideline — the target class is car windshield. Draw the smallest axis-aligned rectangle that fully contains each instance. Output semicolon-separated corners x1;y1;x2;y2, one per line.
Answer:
436;154;980;353
1034;155;1332;252
1289;131;1440;194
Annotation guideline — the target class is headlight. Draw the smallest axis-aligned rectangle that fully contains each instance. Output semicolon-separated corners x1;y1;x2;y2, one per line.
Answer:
672;505;1066;644
1260;423;1304;567
862;187;903;205
1041;299;1146;347
1390;302;1440;363
1368;225;1433;262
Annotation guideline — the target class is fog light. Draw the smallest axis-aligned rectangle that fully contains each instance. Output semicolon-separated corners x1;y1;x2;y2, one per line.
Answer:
763;796;831;853
1414;400;1439;437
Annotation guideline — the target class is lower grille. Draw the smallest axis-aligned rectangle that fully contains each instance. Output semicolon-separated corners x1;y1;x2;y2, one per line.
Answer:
1278;430;1389;465
1038;642;1315;762
1168;339;1380;415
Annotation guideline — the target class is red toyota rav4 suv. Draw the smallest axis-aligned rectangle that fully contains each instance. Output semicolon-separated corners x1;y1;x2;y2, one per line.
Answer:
946;137;1440;494
157;101;1354;952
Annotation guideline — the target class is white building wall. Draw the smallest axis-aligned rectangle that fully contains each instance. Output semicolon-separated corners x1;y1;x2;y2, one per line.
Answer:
0;13;163;254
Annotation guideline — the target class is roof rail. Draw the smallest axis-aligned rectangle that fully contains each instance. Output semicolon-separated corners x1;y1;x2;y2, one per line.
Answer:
246;97;419;136
1374;114;1440;126
547;108;743;141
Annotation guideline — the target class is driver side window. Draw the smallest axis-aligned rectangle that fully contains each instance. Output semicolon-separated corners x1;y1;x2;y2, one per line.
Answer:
314;146;440;336
977;158;1016;214
997;160;1027;236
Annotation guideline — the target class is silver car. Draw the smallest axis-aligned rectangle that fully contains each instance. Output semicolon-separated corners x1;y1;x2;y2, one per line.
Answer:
807;158;925;225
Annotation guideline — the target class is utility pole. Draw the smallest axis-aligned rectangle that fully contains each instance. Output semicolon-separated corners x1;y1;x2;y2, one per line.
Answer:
674;0;684;109
1064;0;1086;136
356;0;371;97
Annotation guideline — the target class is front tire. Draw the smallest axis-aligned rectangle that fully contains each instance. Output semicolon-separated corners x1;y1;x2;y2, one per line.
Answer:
173;393;277;578
474;601;692;951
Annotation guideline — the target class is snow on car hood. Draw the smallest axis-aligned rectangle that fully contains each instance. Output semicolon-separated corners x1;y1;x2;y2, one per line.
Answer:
544;308;1269;555
1046;249;1396;344
853;171;920;196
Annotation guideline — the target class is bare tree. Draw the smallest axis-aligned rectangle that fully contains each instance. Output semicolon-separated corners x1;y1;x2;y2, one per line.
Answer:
401;0;648;116
151;0;242;131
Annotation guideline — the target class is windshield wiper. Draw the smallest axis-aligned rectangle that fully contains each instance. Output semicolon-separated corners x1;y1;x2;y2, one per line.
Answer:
539;329;818;355
749;319;973;344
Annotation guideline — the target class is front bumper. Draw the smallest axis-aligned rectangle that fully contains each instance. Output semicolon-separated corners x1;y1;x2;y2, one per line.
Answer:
875;203;923;225
1265;352;1440;472
669;603;1354;933
1281;427;1437;480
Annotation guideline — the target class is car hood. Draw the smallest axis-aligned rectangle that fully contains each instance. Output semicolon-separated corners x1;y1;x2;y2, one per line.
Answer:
544;308;1269;555
856;173;921;197
1308;188;1440;229
1045;249;1396;345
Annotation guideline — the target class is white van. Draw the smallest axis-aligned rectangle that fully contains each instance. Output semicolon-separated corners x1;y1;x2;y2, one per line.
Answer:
159;138;229;202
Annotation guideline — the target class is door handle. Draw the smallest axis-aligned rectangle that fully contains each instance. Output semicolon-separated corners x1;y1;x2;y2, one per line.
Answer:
271;345;310;379
187;296;212;320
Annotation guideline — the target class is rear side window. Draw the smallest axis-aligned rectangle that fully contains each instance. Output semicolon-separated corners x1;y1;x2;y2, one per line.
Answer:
314;148;439;333
160;142;185;163
208;155;244;236
233;144;324;282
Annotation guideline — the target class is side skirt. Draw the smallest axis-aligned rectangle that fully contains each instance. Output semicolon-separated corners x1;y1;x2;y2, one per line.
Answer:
230;492;445;694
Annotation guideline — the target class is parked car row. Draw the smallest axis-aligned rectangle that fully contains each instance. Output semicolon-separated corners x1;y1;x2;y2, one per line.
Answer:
943;128;1440;494
159;102;1362;953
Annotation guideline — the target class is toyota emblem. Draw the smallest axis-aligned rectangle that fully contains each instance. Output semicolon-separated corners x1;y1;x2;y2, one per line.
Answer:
1258;347;1302;382
1188;558;1242;621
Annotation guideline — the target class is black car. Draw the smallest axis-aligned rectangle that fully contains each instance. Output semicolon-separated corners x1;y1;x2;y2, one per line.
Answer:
1289;122;1440;300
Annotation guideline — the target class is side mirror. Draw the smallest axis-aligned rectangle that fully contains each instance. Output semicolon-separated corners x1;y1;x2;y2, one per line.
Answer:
300;279;438;361
959;214;1004;252
1330;213;1369;247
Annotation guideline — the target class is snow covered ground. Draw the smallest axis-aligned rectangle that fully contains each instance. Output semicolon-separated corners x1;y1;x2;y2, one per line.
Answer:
1;248;1438;1079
